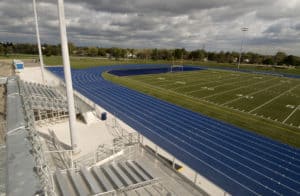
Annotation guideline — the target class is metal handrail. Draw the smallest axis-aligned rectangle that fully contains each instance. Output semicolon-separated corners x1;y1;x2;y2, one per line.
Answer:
22;96;57;195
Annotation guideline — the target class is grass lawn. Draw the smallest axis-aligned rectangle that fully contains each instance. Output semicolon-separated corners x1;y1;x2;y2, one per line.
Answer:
1;54;300;75
103;69;300;148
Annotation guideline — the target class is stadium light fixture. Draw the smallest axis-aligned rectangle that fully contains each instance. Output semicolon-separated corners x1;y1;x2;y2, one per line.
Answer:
32;0;46;84
237;27;248;69
57;0;80;153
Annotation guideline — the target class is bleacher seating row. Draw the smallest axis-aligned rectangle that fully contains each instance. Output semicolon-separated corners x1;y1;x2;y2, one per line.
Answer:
19;81;80;123
54;160;168;196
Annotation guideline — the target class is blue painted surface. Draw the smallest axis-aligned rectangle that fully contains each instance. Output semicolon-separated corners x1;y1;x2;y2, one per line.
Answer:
185;64;300;79
48;64;300;196
108;66;203;76
16;63;24;69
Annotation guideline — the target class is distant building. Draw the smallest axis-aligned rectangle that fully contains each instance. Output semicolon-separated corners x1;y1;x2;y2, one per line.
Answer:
127;52;137;58
244;58;250;63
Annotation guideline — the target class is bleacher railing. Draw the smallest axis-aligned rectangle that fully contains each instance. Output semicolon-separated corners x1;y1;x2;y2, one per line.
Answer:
21;80;57;196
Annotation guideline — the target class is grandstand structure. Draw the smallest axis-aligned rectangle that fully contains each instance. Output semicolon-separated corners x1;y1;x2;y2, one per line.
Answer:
2;0;299;195
3;67;205;196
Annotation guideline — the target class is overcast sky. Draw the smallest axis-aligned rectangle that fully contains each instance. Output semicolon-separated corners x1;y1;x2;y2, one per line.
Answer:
0;0;300;55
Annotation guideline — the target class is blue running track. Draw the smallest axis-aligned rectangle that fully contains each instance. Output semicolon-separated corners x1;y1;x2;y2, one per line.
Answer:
48;65;300;196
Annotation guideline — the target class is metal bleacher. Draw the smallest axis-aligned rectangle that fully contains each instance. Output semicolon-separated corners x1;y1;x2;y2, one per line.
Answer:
19;81;77;123
54;160;163;196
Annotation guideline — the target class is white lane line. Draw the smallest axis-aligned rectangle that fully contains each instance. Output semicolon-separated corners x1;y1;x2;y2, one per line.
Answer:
283;105;300;124
78;84;260;195
105;87;300;185
249;84;300;113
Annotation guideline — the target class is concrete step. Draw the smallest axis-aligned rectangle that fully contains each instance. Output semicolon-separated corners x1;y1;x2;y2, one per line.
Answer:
111;163;134;186
80;166;102;194
118;162;141;184
55;170;76;196
102;165;125;189
68;170;89;196
126;160;152;181
54;160;156;196
92;166;114;192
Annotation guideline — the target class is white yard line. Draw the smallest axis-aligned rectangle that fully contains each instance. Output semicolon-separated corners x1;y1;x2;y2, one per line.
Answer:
127;77;300;130
159;76;217;88
185;77;253;95
200;78;276;99
171;75;239;91
282;105;300;124
141;72;213;86
249;84;300;113
221;79;281;106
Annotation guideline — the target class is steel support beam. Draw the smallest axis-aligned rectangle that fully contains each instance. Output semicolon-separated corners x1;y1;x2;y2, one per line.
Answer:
33;0;46;84
57;0;79;153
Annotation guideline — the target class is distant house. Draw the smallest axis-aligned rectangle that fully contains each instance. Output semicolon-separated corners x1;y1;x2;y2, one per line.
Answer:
126;53;137;59
244;59;250;63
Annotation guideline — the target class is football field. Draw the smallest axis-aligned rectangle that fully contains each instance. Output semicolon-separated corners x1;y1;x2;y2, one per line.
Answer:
126;69;300;128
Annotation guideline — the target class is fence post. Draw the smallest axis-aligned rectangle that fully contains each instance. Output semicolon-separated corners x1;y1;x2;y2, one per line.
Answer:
172;157;176;169
194;172;198;184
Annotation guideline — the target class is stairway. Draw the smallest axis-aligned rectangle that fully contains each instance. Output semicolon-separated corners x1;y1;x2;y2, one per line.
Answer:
54;160;158;196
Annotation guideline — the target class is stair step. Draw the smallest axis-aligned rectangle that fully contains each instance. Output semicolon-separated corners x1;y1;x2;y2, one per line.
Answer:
111;163;134;186
147;186;163;195
136;187;152;196
118;162;141;184
102;165;124;189
68;170;90;196
92;166;114;192
123;189;137;196
55;170;74;196
133;161;154;179
126;161;151;181
80;167;102;194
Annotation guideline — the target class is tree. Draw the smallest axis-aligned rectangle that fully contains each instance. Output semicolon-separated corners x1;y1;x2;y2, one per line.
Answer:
68;42;76;55
189;50;205;60
284;55;300;66
97;48;106;56
274;52;286;65
263;57;275;65
0;44;3;55
151;48;159;60
87;47;98;56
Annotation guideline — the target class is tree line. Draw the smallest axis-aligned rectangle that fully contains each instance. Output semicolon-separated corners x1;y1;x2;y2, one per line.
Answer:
1;42;299;66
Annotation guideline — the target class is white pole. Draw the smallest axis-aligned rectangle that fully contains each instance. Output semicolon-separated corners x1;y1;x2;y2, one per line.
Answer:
57;0;79;153
33;0;46;84
237;27;248;69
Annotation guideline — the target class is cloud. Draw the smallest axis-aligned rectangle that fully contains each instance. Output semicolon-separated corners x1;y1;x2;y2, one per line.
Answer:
0;0;300;55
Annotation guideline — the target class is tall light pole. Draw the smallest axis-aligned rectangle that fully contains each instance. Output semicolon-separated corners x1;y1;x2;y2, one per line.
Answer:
33;0;46;84
237;27;248;69
57;0;79;153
